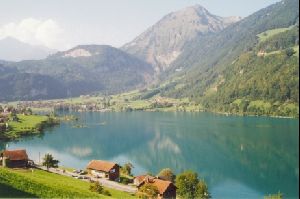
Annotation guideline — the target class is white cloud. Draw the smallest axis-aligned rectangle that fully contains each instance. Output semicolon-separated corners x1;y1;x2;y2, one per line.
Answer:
0;18;67;50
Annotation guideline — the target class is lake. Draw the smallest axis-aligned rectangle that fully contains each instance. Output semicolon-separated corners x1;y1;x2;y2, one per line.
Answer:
1;112;299;198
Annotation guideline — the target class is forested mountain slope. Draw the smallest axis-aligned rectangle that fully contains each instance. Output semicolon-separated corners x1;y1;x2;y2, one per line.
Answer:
157;0;299;117
1;45;153;101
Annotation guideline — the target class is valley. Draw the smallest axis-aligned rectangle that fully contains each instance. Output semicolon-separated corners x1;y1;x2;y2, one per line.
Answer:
0;1;299;198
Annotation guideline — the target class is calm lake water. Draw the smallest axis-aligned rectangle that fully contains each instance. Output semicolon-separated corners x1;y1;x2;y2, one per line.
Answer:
1;112;299;198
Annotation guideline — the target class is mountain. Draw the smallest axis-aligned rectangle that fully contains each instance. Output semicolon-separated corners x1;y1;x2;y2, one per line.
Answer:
158;0;299;117
122;5;241;72
0;37;56;61
1;45;153;101
0;64;66;101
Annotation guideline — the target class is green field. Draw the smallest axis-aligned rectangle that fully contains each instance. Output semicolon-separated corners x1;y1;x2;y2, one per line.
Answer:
2;114;48;139
257;26;293;42
0;168;136;198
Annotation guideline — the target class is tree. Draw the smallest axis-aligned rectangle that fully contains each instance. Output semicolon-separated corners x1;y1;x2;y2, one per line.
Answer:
42;153;59;170
121;162;134;176
285;48;296;57
176;170;210;199
138;183;159;199
196;180;211;199
264;192;283;199
157;168;176;182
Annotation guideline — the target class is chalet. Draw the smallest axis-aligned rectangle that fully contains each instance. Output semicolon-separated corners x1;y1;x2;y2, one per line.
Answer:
135;175;176;199
1;149;29;168
86;160;120;181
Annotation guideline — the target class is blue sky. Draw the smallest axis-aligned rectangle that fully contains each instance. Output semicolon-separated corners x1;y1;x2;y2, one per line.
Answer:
0;0;280;50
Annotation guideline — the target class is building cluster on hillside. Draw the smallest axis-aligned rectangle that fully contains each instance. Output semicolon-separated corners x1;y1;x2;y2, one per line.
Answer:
0;149;177;199
14;100;111;112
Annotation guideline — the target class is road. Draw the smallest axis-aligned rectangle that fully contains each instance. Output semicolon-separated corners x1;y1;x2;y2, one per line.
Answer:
35;165;137;194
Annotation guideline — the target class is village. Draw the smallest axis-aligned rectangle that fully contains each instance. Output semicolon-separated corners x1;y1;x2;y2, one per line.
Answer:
0;91;202;114
0;149;181;198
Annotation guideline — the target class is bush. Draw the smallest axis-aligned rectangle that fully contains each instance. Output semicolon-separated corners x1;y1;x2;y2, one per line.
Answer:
103;190;111;196
120;176;132;185
89;181;111;196
285;48;296;57
89;182;104;194
137;184;159;199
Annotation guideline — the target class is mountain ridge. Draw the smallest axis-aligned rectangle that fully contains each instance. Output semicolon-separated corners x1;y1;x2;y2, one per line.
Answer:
1;45;153;100
122;4;241;72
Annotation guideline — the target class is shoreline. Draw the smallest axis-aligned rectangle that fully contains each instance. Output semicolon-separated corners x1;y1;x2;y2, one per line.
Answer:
0;115;59;141
59;109;299;119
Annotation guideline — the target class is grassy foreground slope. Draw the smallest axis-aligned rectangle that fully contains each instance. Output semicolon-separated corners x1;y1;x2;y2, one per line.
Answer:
0;168;135;198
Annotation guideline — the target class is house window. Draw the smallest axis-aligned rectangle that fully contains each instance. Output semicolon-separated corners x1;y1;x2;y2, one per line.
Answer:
110;169;115;173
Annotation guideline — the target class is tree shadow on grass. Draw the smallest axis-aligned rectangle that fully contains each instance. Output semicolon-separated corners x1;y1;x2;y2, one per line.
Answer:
0;182;37;198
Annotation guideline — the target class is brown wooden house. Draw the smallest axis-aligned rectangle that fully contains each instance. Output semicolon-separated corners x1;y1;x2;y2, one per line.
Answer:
1;149;29;168
86;160;120;181
135;175;177;199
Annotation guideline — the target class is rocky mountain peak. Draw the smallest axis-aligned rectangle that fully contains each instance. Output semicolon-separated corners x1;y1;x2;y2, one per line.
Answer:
122;5;241;72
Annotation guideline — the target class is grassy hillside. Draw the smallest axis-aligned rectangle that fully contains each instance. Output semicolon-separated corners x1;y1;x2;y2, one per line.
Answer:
0;168;135;198
0;114;58;140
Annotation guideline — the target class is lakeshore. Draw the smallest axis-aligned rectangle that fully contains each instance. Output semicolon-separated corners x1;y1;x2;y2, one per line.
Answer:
1;111;298;198
0;113;59;141
1;89;298;118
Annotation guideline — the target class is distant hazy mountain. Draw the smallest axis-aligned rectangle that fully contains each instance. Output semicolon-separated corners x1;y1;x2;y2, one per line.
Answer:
1;45;153;100
122;5;241;72
0;37;56;61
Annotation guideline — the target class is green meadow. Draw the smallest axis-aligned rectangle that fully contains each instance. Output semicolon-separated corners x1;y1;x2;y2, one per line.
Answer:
0;168;136;198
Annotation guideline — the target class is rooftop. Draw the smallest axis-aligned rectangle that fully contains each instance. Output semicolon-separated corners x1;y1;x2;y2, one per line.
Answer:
86;160;118;172
3;149;28;161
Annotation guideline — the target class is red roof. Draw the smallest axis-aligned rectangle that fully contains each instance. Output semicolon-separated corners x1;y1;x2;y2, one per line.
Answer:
136;175;175;195
86;160;118;172
3;149;28;161
135;175;148;183
152;179;174;195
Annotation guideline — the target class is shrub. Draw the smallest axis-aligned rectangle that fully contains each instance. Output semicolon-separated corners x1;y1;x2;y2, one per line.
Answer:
89;181;111;196
89;182;103;194
137;183;159;199
120;176;132;185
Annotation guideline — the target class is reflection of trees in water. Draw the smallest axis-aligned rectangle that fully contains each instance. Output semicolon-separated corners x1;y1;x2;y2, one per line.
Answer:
0;141;7;150
127;119;299;197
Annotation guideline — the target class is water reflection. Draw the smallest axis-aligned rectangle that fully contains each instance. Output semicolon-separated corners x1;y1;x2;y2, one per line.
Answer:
1;112;298;198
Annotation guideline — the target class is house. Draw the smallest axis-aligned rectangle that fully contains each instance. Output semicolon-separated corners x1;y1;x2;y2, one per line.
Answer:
135;175;176;199
134;174;157;186
86;160;120;181
1;149;29;168
134;174;149;186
